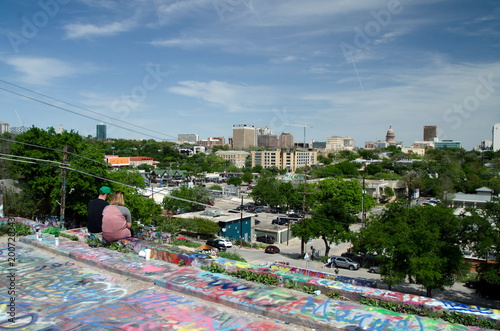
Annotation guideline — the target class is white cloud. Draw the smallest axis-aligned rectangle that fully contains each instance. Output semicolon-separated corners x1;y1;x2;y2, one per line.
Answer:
167;80;276;112
64;19;137;39
151;37;227;48
4;57;78;85
270;56;298;64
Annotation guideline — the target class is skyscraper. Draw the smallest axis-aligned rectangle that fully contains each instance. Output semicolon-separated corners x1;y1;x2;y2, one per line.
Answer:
279;132;294;148
96;123;107;140
423;125;437;141
493;123;500;152
232;124;256;149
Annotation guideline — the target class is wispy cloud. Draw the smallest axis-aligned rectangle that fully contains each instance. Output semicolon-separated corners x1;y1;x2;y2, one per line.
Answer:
3;57;79;85
167;80;276;112
270;56;298;64
64;19;137;39
151;37;228;48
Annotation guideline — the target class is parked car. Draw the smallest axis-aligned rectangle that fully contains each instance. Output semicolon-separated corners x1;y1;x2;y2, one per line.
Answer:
332;256;360;270
256;235;275;244
428;197;441;204
215;238;233;248
464;280;480;289
368;266;380;273
271;218;291;225
341;252;361;263
206;239;227;251
254;219;261;225
264;245;280;254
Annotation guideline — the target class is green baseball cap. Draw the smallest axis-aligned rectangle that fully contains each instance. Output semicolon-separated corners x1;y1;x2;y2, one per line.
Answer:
99;186;112;194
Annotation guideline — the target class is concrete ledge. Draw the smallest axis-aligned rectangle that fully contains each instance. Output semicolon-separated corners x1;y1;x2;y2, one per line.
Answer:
11;217;500;329
19;234;500;330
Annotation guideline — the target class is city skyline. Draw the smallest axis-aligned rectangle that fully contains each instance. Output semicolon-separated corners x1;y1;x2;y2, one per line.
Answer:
1;1;499;150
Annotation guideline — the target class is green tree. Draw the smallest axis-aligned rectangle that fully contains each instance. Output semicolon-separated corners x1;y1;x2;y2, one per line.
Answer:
250;175;282;207
188;217;221;237
227;176;243;187
309;198;356;256
354;202;462;296
302;178;372;255
460;199;500;299
163;185;213;213
9;127;109;225
241;172;254;184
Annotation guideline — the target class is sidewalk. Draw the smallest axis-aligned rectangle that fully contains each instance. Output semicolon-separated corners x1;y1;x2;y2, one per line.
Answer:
17;234;499;330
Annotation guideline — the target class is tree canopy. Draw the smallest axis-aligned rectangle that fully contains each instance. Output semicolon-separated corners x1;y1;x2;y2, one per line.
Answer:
353;202;463;296
162;185;213;213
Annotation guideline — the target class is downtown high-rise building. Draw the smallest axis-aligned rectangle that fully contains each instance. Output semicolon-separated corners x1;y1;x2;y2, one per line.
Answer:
232;124;256;149
278;132;294;148
96;123;107;140
423;125;437;141
493;123;500;152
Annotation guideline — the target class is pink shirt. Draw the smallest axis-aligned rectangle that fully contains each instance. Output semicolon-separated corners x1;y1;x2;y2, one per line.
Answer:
102;205;132;242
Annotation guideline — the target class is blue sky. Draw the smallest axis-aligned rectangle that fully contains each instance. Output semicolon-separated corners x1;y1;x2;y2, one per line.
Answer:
0;0;499;150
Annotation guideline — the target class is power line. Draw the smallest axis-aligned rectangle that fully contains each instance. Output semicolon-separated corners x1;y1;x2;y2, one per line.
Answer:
0;154;217;209
0;79;177;140
0;84;175;141
0;137;106;167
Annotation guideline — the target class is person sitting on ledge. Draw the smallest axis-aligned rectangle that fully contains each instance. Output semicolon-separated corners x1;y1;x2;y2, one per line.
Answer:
102;191;133;242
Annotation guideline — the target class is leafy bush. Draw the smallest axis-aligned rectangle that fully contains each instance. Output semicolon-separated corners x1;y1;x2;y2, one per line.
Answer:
42;227;61;235
0;222;32;236
218;251;246;262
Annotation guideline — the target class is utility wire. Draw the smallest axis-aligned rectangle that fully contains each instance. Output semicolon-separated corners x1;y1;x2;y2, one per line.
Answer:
1;154;218;209
0;137;107;167
0;86;169;141
0;79;177;140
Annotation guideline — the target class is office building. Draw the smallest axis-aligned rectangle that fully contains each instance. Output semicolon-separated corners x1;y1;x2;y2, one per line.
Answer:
232;124;256;149
251;149;317;173
10;126;27;135
257;134;278;148
434;140;461;149
255;126;273;136
423;126;437;141
96;123;107;140
196;137;225;148
325;136;355;151
493;123;500;152
0;122;10;134
278;132;294;148
215;150;250;168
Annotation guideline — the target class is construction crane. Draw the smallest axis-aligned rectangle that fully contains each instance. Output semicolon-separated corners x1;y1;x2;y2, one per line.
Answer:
284;123;312;148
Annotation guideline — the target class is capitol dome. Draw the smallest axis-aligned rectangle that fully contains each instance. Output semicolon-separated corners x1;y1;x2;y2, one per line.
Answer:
386;125;395;143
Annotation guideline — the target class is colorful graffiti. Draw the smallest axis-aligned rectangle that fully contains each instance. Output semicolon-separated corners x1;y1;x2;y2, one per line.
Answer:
157;268;483;330
12;220;500;329
0;244;290;330
268;262;377;288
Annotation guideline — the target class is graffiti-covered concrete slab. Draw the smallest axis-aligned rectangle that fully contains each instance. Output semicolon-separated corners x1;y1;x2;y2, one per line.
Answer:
16;235;497;330
0;243;295;330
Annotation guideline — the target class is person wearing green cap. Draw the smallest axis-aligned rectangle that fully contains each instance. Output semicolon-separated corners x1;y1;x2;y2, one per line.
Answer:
87;186;112;234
